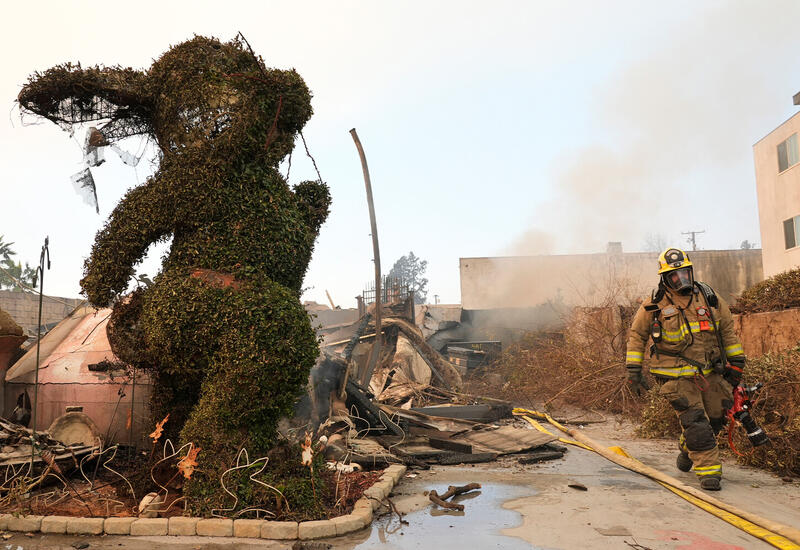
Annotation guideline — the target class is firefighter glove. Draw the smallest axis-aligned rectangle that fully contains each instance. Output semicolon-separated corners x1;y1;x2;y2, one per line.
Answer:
724;356;745;387
626;367;650;397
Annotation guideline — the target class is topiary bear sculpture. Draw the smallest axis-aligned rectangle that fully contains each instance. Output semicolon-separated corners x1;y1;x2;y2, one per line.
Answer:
19;36;330;512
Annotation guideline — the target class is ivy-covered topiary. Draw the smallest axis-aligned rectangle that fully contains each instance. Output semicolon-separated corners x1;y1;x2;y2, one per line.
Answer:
19;36;331;514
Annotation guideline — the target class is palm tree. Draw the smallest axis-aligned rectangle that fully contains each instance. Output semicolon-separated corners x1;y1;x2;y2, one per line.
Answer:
0;235;15;262
0;236;38;291
1;259;37;292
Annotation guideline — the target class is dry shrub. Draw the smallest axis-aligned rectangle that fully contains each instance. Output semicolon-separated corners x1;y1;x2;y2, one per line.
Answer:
465;267;651;414
637;389;680;438
733;267;800;313
731;350;800;476
470;304;644;415
0;307;23;336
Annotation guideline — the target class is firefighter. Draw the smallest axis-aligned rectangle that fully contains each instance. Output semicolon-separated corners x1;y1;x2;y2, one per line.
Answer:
625;248;745;491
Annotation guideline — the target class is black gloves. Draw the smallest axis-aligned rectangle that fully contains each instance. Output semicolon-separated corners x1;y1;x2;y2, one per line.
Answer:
724;356;745;387
626;367;650;396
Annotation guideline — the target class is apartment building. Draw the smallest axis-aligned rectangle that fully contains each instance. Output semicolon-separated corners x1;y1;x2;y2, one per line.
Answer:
754;96;800;277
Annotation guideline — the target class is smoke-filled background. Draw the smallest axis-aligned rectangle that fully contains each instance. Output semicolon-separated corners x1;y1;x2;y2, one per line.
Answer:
507;2;800;257
2;1;799;305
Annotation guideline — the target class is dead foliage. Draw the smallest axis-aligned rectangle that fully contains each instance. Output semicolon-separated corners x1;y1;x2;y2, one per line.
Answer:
733;267;800;313
467;305;641;416
636;389;680;438
0;308;23;337
727;350;800;476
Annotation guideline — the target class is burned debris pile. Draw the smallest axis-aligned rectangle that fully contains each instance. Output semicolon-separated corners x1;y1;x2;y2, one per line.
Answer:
0;417;111;517
313;390;564;471
306;300;566;474
0;417;98;469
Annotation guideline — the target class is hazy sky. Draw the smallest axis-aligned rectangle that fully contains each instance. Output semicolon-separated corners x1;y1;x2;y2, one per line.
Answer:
2;1;799;307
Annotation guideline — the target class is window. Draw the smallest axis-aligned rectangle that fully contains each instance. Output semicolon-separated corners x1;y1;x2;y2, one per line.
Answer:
778;133;799;172
784;215;800;249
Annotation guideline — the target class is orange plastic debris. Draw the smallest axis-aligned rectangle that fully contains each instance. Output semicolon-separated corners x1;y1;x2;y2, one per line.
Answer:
149;414;170;443
178;445;201;479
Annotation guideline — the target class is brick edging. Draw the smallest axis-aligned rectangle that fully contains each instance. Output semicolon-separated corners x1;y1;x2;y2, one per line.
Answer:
0;464;406;540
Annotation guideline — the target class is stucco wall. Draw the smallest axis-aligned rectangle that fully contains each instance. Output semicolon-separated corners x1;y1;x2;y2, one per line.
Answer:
733;309;800;357
754;110;800;277
460;249;763;311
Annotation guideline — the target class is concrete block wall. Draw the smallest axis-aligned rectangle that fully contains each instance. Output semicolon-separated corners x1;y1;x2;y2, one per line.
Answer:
0;291;83;337
2;291;350;338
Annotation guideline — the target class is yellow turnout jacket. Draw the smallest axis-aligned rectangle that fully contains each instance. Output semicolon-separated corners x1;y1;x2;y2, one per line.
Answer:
625;283;744;378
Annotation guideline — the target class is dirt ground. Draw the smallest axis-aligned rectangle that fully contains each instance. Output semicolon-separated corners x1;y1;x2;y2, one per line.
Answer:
3;415;799;550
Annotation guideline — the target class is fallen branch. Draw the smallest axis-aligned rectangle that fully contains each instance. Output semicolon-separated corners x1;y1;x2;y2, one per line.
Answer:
428;482;481;511
544;363;619;407
439;483;481;500
428;490;463;511
385;496;408;525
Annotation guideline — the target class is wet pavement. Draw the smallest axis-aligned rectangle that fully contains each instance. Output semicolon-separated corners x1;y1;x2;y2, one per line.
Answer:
340;479;538;550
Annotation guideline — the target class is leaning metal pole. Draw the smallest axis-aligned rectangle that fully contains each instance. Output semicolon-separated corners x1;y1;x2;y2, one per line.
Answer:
30;236;50;470
128;365;136;459
349;129;382;386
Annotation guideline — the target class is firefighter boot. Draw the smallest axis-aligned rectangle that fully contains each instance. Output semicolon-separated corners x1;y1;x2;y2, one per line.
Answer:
676;436;692;472
700;476;721;491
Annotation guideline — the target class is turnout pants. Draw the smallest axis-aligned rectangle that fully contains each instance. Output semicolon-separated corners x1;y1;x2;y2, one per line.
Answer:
658;372;733;480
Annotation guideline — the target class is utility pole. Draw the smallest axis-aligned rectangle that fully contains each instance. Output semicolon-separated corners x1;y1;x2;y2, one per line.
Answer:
681;230;705;251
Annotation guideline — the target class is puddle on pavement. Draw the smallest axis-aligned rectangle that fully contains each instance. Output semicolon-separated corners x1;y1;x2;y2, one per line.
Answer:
350;482;544;550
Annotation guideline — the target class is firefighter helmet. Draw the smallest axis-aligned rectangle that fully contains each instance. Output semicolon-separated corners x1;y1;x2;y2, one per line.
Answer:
658;248;694;294
658;248;693;273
